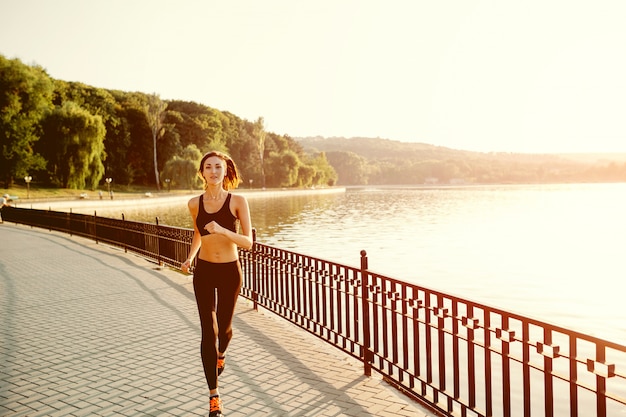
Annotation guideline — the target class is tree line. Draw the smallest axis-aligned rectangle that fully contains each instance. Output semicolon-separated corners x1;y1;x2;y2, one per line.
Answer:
4;54;625;192
1;55;337;190
297;137;626;185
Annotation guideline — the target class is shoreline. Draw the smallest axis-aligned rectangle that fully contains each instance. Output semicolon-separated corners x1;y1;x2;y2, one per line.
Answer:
20;187;346;211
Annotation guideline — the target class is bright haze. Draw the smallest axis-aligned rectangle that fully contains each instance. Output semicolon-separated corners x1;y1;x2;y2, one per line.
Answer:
2;0;626;154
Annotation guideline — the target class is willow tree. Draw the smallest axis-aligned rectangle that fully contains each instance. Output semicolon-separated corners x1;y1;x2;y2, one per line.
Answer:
39;101;106;189
161;144;202;190
146;94;167;190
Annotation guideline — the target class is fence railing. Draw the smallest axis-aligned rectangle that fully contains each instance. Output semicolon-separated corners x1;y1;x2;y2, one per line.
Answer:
4;206;626;417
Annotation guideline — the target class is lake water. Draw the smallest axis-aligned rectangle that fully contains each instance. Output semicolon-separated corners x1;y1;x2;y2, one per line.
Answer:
93;183;626;345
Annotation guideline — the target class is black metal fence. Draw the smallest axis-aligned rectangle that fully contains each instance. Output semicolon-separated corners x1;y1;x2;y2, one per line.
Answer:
4;206;626;417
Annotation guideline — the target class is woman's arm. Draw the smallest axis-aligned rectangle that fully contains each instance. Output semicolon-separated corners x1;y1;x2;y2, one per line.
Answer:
182;196;201;273
232;194;253;249
205;194;253;249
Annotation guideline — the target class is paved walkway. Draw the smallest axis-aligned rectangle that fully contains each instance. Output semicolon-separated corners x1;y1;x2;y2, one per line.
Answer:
0;224;434;417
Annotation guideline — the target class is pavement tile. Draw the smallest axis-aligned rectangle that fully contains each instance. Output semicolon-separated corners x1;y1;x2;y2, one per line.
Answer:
0;224;435;417
5;410;37;417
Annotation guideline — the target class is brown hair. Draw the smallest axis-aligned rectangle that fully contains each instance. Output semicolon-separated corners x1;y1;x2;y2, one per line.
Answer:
198;151;242;190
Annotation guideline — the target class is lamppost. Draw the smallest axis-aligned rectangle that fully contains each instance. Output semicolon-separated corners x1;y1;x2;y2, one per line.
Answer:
165;178;171;192
24;176;32;199
105;177;112;199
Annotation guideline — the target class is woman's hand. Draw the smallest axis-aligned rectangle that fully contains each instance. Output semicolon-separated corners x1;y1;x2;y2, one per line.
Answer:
181;259;192;274
204;221;225;235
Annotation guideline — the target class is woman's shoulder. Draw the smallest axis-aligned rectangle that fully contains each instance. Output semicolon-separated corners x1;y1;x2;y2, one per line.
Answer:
187;194;202;209
229;192;248;205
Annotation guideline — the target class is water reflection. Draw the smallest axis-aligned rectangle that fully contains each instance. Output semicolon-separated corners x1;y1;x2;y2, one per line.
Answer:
94;191;348;241
89;184;626;343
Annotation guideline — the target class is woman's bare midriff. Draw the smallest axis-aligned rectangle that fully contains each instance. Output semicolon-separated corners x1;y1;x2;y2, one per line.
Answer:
198;234;239;263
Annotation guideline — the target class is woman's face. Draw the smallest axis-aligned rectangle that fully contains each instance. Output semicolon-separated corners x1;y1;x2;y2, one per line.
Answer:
201;155;226;186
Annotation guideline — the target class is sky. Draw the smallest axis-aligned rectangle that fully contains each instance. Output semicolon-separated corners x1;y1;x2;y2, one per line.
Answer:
2;0;626;154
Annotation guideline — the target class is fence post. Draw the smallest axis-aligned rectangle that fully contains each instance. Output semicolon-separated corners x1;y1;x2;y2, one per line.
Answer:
360;250;372;377
155;217;162;267
122;213;127;253
252;228;258;311
94;210;98;244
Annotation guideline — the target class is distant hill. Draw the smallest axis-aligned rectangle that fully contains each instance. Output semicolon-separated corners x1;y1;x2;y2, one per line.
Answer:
556;153;626;164
294;136;626;185
296;136;475;160
297;136;626;163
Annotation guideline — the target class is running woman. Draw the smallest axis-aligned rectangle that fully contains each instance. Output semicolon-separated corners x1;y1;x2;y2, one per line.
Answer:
182;151;253;417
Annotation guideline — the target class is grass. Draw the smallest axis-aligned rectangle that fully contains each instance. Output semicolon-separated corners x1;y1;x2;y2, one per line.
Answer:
3;183;338;203
3;184;196;201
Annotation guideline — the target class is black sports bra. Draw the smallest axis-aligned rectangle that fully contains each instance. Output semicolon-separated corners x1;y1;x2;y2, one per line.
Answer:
196;193;237;236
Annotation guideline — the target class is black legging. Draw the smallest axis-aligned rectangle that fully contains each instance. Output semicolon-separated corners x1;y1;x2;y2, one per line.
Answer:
193;259;242;389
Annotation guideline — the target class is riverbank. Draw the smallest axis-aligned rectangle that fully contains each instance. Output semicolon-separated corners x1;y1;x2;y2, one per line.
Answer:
19;186;346;211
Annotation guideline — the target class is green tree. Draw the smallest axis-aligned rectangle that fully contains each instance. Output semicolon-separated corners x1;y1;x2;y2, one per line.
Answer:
296;164;315;187
318;152;338;186
265;150;300;187
56;82;132;184
39;101;106;189
53;80;118;123
326;151;368;185
146;94;167;190
226;118;260;187
166;100;229;152
104;91;137;185
303;152;337;186
161;144;203;190
120;93;153;185
0;55;53;187
253;117;267;187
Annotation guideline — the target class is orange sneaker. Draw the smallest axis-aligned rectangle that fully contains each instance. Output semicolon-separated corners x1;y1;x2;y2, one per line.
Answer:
209;395;224;417
217;356;226;376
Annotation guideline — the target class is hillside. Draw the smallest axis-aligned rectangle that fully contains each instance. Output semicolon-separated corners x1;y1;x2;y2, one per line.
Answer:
294;136;626;185
297;136;626;163
556;153;626;164
297;136;472;159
